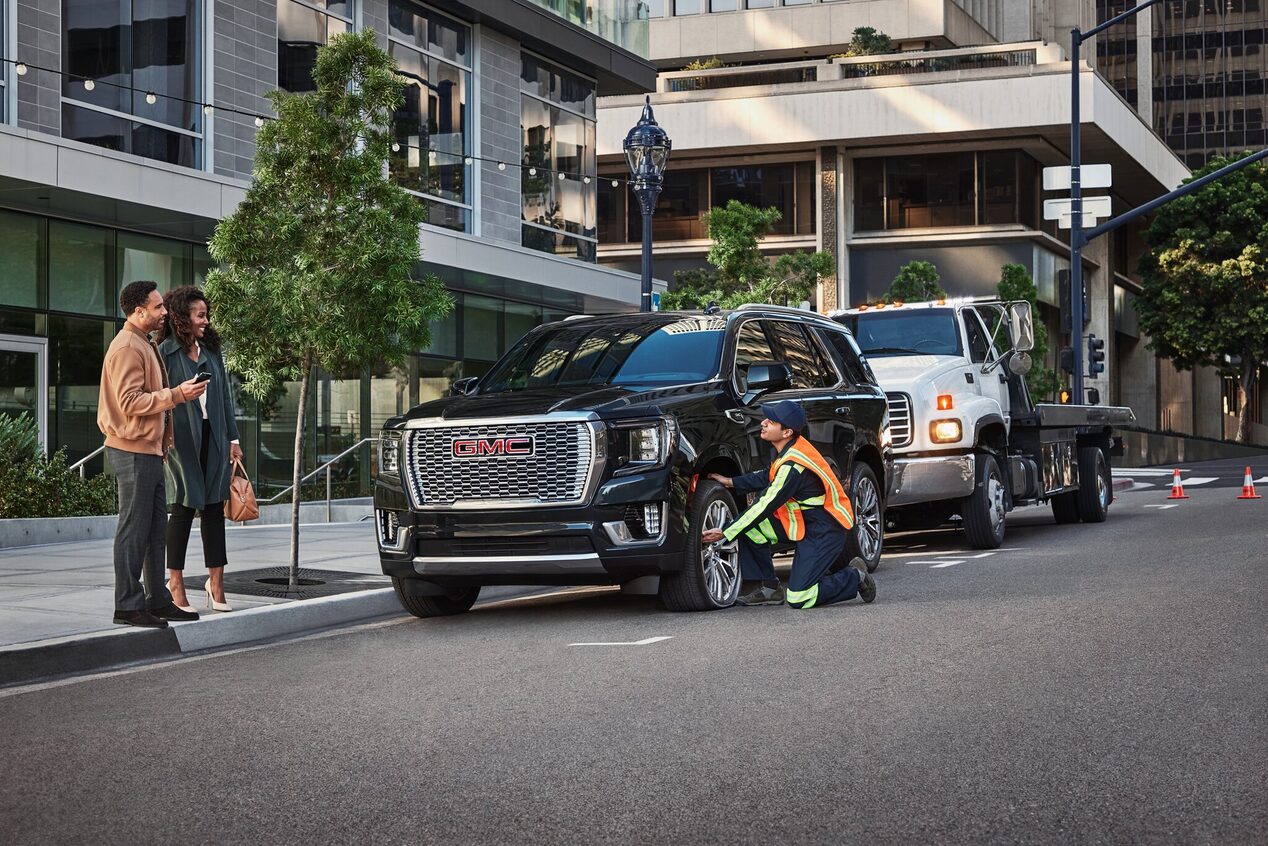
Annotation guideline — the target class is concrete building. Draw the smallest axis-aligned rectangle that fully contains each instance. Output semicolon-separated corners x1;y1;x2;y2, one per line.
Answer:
596;0;1267;442
0;0;655;492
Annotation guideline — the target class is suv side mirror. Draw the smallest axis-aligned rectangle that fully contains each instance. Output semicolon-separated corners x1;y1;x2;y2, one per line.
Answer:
1008;301;1035;352
450;376;479;396
743;361;791;402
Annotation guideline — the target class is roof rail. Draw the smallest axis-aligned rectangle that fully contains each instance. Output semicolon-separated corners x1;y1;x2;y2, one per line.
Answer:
733;303;816;317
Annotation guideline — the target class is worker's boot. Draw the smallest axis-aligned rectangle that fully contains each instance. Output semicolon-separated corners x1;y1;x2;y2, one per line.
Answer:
736;582;785;606
851;557;876;603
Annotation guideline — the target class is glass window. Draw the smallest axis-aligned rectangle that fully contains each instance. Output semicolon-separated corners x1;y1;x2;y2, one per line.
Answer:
0;212;42;309
481;316;725;392
464;294;502;361
278;0;352;93
503;301;543;352
768;321;832;389
420;292;459;357
732;319;776;372
49;222;113;316
843;310;962;358
62;0;202;167
856;152;1041;231
417;355;464;405
962;311;992;363
520;52;597;260
855;158;885;231
389;1;472;233
47;315;115;462
674;0;701;13
710;0;738;10
712;165;798;234
818;328;873;387
889;153;975;228
628;169;708;242
118;233;191;294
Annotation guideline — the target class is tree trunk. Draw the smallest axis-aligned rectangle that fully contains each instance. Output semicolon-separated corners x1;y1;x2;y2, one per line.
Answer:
289;354;313;592
1236;359;1259;444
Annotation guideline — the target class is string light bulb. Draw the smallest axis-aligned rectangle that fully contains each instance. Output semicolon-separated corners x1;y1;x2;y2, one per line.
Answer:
583;176;591;184
391;141;400;152
558;172;566;181
83;79;95;91
254;115;264;127
528;167;537;176
145;91;157;104
611;179;619;187
463;156;473;165
203;104;213;116
497;161;506;171
15;62;28;76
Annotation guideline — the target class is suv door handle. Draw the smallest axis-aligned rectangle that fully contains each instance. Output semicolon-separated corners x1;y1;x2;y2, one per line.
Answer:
725;409;746;424
835;406;854;418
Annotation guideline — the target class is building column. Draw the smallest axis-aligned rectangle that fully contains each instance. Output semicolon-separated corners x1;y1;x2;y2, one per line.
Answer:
1135;1;1154;127
817;145;842;313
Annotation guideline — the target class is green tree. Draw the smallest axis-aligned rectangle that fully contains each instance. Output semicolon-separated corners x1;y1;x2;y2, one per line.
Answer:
661;200;833;310
882;260;947;303
997;263;1060;400
204;30;453;588
1136;152;1268;443
840;27;893;57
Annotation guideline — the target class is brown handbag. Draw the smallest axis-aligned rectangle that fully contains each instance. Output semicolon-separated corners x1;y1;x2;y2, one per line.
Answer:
226;458;260;522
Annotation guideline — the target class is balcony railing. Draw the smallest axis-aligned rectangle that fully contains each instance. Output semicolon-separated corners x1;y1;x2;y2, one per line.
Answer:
657;41;1064;94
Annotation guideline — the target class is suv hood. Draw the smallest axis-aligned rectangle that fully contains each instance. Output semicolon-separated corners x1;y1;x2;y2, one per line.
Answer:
866;355;965;392
391;383;718;424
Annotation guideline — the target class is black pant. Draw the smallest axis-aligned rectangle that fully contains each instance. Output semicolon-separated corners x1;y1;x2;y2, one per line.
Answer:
166;419;228;571
108;447;173;611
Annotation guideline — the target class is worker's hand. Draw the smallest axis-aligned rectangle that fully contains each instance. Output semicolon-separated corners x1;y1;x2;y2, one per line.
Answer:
178;376;209;401
701;528;725;544
229;442;243;463
708;473;733;488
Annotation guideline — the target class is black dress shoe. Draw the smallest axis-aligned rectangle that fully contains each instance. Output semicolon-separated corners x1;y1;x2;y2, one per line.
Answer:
150;603;200;622
113;610;169;628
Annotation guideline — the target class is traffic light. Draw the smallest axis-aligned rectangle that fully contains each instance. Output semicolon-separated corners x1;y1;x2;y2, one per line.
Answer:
1087;334;1105;376
1058;388;1073;404
1059;346;1075;375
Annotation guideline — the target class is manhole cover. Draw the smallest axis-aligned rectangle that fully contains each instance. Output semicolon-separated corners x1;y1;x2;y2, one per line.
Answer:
220;567;390;600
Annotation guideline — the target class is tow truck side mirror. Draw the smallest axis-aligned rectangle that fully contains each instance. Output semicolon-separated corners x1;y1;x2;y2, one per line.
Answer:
742;361;791;404
1008;302;1035;352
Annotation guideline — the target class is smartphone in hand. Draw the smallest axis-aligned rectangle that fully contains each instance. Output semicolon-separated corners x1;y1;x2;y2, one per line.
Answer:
194;371;212;384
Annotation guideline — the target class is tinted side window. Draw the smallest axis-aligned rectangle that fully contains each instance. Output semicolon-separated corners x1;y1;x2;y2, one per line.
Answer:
769;321;833;389
819;329;868;387
962;310;992;363
733;319;778;376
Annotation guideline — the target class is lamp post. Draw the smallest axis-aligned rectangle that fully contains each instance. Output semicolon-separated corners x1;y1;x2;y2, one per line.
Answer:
623;95;671;312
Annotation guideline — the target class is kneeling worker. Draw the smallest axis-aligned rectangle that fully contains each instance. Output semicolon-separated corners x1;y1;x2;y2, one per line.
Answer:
701;400;876;609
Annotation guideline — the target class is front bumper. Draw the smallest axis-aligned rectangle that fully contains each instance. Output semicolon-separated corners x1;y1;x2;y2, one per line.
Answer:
886;453;976;506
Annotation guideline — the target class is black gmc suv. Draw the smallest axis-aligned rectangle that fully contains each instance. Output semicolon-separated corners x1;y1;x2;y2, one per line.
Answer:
374;305;889;616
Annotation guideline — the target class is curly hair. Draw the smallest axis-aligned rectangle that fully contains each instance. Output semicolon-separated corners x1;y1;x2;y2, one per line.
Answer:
157;285;222;352
119;280;158;316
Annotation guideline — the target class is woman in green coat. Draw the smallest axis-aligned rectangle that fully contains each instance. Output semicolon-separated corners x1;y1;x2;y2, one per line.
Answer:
157;286;242;613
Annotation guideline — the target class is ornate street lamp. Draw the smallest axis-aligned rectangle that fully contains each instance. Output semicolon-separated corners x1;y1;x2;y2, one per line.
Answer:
623;96;671;312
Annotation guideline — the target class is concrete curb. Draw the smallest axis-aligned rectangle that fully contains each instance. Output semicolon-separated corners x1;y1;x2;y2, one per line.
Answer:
0;588;398;689
1112;478;1133;493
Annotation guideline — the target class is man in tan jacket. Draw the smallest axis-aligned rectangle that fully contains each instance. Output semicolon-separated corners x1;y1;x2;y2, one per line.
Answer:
99;280;208;628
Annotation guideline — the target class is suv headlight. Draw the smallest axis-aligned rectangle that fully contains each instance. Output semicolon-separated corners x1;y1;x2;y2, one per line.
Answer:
612;418;676;475
379;430;402;476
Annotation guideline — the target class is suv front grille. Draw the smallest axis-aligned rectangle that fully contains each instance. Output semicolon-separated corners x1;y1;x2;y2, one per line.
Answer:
885;392;913;447
404;421;598;508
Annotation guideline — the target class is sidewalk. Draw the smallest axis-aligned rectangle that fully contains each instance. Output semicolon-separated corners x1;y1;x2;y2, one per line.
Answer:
0;521;399;687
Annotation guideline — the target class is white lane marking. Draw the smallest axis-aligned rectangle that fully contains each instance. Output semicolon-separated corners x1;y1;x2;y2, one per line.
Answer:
928;561;965;568
1178;476;1218;486
1254;477;1268;485
1113;468;1180;477
569;636;674;647
1145;504;1180;510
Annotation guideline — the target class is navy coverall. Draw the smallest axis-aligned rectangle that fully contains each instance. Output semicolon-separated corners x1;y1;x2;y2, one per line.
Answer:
723;440;863;609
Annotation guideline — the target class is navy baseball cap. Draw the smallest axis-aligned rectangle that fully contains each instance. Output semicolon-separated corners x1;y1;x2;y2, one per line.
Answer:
760;400;806;433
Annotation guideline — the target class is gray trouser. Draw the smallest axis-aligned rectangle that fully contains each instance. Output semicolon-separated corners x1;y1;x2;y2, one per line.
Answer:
107;447;172;612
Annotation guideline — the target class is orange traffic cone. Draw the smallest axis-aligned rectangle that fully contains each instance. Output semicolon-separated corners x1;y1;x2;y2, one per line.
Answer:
1167;469;1189;500
1237;466;1261;499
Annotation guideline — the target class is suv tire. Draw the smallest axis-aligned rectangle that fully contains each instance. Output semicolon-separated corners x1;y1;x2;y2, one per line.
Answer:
963;452;1006;549
844;462;884;573
1075;446;1111;523
660;480;742;612
392;578;480;618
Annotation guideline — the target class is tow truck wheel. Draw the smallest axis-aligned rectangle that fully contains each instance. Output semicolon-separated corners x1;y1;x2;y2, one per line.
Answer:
844;463;884;573
1075;446;1111;523
963;453;1006;549
391;578;480;618
660;480;742;612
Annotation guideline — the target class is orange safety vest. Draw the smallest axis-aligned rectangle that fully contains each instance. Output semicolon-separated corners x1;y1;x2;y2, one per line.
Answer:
768;436;855;540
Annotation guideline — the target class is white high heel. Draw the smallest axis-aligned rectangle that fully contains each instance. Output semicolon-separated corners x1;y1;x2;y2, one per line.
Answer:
166;580;197;614
205;578;233;612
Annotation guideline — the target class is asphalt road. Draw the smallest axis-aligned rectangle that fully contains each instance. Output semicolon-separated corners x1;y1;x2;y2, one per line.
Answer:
2;480;1266;844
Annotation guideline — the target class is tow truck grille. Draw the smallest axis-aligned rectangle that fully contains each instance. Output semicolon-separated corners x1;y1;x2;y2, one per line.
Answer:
405;422;596;508
886;392;913;448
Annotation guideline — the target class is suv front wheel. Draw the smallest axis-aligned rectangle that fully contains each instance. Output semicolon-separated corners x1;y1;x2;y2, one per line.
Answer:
844;462;884;573
660;480;742;612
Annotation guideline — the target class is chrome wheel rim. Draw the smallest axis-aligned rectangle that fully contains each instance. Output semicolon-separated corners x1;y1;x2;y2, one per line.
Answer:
1097;460;1110;509
854;476;882;562
988;473;1006;537
702;500;741;605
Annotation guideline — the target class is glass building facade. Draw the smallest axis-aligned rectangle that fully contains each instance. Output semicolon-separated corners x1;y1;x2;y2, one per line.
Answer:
278;0;352;94
854;151;1039;231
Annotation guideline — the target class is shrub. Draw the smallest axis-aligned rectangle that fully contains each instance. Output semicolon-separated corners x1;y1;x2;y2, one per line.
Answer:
0;414;117;519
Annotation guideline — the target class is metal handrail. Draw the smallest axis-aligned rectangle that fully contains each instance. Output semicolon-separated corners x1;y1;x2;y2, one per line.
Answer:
70;445;106;478
264;437;376;522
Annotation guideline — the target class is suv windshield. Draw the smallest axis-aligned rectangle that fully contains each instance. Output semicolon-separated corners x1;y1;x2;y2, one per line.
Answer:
480;316;726;393
843;310;962;357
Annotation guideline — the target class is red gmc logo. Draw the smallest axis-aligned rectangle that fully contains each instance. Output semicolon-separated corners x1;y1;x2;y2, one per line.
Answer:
451;436;535;458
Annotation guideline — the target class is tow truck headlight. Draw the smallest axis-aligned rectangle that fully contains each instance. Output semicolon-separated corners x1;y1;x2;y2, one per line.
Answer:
930;419;962;444
379;430;402;476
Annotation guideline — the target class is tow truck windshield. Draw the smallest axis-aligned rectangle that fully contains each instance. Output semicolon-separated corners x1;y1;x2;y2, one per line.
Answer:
480;316;726;393
843;309;962;358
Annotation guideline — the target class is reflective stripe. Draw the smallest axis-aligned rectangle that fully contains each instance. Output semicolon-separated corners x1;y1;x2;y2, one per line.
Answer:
758;520;779;543
786;584;819;609
784;504;802;540
745;527;768;544
775;441;855;532
799;495;825;506
723;463;796;542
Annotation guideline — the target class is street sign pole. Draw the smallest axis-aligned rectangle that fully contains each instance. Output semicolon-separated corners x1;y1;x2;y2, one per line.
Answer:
1070;28;1085;402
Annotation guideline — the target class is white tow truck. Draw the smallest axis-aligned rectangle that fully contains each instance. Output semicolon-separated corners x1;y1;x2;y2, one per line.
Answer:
832;297;1136;549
